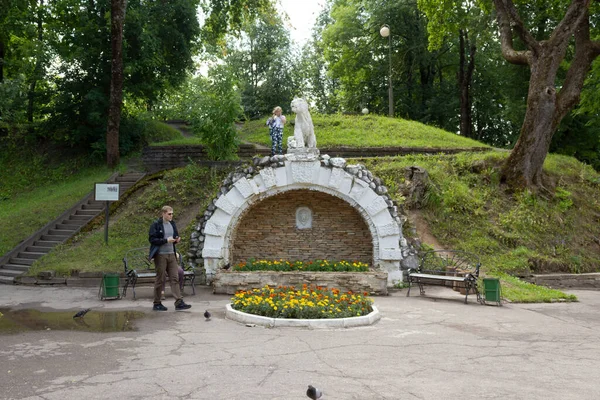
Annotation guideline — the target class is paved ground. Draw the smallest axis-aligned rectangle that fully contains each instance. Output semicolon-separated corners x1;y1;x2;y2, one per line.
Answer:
1;284;599;400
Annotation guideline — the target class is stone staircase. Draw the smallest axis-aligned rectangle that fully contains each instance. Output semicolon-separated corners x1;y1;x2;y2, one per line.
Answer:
0;172;146;284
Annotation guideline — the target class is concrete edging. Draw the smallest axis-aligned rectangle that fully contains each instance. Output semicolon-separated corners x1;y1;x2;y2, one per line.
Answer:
225;303;381;328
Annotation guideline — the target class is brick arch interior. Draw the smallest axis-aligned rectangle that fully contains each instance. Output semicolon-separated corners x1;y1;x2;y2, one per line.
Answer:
230;189;373;265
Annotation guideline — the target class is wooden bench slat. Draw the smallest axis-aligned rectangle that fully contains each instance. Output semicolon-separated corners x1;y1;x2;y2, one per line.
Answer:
409;273;470;282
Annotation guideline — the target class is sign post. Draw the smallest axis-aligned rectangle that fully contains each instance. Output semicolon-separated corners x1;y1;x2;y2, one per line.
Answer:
95;183;120;245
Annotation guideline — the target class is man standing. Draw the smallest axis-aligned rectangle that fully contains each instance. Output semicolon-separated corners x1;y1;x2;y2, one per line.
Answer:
148;205;192;311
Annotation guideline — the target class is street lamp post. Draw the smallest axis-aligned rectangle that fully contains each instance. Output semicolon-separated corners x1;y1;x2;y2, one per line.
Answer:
380;24;394;117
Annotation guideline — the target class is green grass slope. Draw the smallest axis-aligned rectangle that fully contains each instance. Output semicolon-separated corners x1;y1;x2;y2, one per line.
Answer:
238;113;489;149
28;163;228;276
6;114;600;303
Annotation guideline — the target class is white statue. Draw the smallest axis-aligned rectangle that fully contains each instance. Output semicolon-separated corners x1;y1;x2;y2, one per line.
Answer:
289;98;316;149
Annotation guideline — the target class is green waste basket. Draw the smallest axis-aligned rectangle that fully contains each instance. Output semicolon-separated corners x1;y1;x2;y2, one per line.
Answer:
483;278;502;306
100;273;121;300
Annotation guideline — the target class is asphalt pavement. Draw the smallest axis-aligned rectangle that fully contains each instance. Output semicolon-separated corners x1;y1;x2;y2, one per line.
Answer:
1;284;599;400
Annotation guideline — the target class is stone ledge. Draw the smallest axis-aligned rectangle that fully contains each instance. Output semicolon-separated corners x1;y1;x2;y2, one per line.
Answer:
213;270;388;295
225;304;381;329
530;273;600;290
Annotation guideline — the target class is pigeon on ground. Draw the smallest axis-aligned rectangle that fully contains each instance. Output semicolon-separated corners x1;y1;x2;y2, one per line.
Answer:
73;308;91;319
204;310;211;320
222;263;231;270
306;385;322;400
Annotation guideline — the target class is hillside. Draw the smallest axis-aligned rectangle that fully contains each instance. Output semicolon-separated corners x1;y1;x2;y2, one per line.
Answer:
5;115;600;303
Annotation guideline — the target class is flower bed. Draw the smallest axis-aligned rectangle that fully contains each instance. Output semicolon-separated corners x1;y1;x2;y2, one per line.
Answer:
233;259;370;272
231;284;374;319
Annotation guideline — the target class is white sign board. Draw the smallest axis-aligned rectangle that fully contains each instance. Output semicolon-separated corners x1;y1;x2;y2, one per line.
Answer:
95;183;120;201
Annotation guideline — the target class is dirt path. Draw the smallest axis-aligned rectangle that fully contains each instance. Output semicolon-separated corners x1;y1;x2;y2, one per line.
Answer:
407;209;446;251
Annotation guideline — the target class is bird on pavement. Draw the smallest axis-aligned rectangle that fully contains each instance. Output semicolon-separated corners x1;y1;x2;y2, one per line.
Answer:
204;310;211;320
306;385;322;400
73;308;91;319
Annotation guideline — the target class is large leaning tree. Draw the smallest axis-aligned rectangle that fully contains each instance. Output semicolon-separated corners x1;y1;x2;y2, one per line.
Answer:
494;0;600;191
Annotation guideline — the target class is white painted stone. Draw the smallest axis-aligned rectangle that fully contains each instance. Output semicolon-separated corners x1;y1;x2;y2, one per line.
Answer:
204;258;221;284
378;261;402;285
377;222;400;237
259;167;277;188
204;221;227;237
215;196;236;215
275;165;289;187
371;211;395;225
291;161;320;183
202;248;222;258
225;187;246;208
349;179;369;202
365;196;389;217
357;188;379;208
252;174;267;192
339;173;354;195
379;235;400;249
328;167;345;189
317;166;332;187
380;248;403;260
206;209;232;227
234;178;259;198
203;235;224;251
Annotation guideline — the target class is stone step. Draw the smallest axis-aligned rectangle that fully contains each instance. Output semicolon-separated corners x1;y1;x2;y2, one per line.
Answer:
40;234;69;242
48;228;75;236
69;215;93;221
2;264;30;272
75;209;99;216
34;240;61;248
81;204;104;211
26;245;54;253
0;275;15;284
9;258;36;266
62;218;87;225
55;223;82;231
18;252;46;260
0;268;23;277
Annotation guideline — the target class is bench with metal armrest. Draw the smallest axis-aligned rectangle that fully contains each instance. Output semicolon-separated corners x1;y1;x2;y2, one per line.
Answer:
122;247;196;300
406;250;481;304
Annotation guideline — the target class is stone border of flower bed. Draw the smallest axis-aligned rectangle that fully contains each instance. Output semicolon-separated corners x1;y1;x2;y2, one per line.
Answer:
225;304;381;329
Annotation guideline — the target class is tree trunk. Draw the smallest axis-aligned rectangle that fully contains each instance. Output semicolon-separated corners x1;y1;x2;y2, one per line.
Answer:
106;0;126;169
0;38;4;83
27;0;44;125
493;0;600;192
501;58;558;189
458;30;475;139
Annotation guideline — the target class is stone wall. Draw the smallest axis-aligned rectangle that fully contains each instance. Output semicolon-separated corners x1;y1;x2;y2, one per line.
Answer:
231;190;373;265
212;270;388;295
529;273;600;290
142;145;490;173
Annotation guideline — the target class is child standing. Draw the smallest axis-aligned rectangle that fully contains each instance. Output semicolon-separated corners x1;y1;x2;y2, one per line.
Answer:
267;106;286;156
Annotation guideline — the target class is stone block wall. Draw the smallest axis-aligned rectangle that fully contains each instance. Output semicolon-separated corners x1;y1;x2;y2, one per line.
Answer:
231;190;372;265
212;271;388;295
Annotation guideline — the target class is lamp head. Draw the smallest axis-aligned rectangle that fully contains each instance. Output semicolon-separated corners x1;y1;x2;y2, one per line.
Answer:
380;25;390;38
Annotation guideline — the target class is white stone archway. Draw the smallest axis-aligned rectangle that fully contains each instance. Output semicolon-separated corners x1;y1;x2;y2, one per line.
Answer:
197;152;406;287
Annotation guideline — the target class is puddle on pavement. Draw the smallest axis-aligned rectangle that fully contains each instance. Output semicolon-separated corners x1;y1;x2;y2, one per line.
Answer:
0;308;147;334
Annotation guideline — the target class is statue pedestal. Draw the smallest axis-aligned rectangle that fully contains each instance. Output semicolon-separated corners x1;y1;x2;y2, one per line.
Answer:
286;147;320;161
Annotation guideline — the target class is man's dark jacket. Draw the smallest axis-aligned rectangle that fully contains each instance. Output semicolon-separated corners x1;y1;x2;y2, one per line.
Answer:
148;218;179;260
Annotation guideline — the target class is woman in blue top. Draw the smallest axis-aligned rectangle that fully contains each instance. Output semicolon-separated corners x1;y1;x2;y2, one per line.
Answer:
266;106;286;156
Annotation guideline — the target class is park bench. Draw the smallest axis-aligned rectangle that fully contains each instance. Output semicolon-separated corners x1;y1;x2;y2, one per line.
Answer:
122;247;196;300
405;250;482;304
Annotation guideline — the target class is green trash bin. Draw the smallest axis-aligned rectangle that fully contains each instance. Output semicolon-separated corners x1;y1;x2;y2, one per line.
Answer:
100;273;121;300
483;278;502;306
